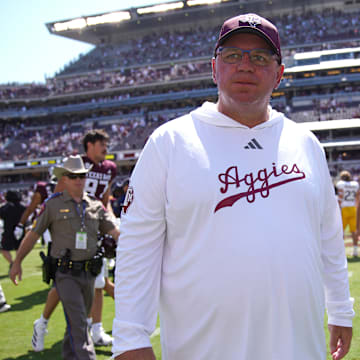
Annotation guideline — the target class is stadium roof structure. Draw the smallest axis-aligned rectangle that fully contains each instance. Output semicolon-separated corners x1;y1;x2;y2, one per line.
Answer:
321;140;360;148
285;59;360;74
45;0;343;45
299;119;360;150
299;119;360;132
45;0;234;45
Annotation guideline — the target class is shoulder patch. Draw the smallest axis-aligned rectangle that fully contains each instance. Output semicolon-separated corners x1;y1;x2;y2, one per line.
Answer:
45;192;62;202
37;192;63;217
37;192;62;216
37;202;47;217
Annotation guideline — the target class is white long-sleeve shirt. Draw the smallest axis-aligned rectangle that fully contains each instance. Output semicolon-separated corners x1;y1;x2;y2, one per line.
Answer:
113;102;354;360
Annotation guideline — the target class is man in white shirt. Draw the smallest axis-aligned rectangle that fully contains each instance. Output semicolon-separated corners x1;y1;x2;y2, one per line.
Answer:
336;170;360;257
112;13;354;360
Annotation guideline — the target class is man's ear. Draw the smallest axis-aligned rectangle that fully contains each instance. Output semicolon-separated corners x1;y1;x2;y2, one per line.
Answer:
274;64;285;90
211;57;217;84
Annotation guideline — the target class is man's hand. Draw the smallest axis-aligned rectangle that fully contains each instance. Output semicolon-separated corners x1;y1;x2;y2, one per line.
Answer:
115;347;156;360
328;324;352;360
9;261;22;285
13;224;24;240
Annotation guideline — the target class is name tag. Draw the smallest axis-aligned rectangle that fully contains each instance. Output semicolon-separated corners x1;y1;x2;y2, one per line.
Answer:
76;232;87;249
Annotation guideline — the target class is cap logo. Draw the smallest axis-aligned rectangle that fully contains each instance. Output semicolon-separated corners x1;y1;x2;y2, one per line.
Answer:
240;14;262;27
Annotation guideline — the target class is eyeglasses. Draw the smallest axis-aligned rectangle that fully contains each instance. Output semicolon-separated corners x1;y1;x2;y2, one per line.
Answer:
65;173;86;180
216;47;279;66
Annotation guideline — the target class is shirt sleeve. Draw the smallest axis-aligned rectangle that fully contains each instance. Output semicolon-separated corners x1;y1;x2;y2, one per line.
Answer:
318;146;355;326
112;134;167;355
32;202;51;236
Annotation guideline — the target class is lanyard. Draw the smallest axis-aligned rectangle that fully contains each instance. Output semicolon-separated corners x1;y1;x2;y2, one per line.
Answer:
74;200;86;231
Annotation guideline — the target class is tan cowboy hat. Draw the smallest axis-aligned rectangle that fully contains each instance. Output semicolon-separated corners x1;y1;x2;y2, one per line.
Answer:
53;155;92;179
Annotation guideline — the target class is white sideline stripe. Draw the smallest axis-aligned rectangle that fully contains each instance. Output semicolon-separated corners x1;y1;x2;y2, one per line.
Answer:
151;327;160;338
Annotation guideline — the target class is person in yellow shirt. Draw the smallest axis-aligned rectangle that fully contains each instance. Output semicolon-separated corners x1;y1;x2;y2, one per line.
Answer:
336;170;360;257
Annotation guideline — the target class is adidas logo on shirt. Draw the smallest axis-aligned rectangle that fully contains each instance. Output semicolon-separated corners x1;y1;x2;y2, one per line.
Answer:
244;138;263;149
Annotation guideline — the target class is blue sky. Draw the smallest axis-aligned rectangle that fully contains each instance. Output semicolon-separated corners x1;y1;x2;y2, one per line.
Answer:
0;0;172;84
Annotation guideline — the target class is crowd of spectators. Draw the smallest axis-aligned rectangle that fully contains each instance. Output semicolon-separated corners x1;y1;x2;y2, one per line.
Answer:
1;6;360;170
1;94;360;162
1;7;360;102
2;83;360;161
291;105;360;123
2;37;360;102
0;61;210;101
58;7;360;75
0;108;189;161
288;84;360;119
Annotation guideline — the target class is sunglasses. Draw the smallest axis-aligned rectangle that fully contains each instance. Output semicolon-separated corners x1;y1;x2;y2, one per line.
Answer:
216;47;279;66
65;173;86;180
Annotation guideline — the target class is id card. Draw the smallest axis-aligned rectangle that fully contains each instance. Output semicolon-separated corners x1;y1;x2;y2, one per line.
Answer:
76;232;87;249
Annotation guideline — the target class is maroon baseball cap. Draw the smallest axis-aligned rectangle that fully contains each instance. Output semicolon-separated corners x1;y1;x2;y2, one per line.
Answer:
214;13;282;63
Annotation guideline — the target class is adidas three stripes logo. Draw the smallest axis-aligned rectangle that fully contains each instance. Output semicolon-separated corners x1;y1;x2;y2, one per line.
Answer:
244;138;263;149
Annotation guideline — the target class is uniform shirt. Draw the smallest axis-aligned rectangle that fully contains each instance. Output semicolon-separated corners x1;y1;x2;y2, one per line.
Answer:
82;155;117;201
113;102;354;360
336;179;359;208
33;190;116;261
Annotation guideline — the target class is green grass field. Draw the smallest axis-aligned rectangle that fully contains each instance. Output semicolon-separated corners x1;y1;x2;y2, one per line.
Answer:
0;240;358;360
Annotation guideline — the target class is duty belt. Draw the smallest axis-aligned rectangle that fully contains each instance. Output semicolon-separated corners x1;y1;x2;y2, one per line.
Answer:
52;257;92;275
50;247;104;277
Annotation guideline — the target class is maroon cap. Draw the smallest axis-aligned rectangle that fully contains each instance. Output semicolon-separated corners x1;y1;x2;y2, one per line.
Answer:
215;13;282;63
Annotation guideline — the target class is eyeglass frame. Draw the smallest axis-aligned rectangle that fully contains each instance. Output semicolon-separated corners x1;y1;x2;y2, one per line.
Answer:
65;173;87;180
215;46;281;66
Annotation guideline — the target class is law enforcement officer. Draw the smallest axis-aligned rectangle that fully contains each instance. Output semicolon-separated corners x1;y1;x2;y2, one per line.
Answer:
31;129;118;350
10;155;120;360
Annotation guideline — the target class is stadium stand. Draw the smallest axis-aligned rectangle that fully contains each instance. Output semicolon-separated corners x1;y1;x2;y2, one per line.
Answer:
1;0;360;190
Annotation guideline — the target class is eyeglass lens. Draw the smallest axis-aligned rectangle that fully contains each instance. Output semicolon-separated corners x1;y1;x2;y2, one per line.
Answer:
218;47;276;66
66;173;86;179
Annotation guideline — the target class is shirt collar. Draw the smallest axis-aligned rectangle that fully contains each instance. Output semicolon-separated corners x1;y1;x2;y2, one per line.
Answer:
191;101;283;129
62;189;91;205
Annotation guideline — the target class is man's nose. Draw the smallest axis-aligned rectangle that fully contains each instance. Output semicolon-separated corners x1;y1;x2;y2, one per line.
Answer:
236;52;253;69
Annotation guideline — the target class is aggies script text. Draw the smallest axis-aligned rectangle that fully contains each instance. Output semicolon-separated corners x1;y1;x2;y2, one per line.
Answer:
215;162;306;212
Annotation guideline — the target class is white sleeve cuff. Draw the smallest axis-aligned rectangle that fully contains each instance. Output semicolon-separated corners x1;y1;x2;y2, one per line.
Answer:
112;318;153;355
327;298;355;327
112;351;126;359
